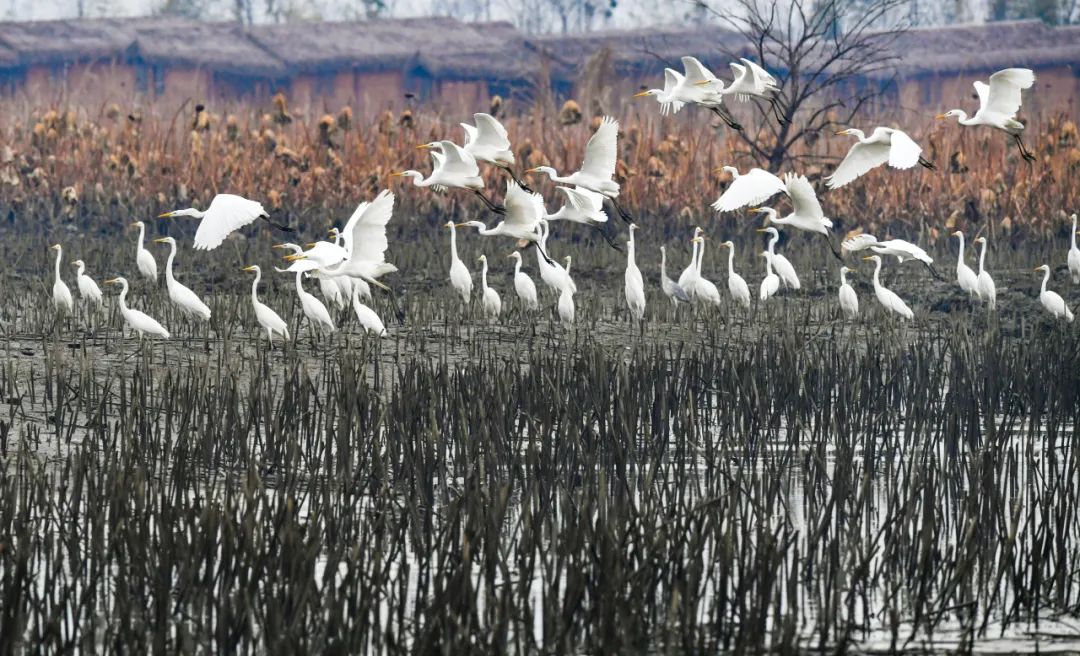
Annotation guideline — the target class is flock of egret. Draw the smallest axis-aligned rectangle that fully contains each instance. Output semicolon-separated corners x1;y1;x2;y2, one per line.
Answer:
43;60;1077;346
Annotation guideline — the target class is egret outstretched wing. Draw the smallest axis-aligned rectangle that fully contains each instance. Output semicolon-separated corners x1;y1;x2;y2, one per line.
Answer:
438;140;481;177
783;173;826;221
887;129;922;169
342;189;394;264
472;113;511;150
680;56;716;84
560;186;608;222
713;168;786;212
841;234;879;253
193;194;267;251
580;116;618;182
827;141;891;189
503;180;545;229
983;68;1035;117
741;58;778;88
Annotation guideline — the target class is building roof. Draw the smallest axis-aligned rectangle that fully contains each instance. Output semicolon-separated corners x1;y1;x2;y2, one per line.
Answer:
0;16;182;67
130;21;285;77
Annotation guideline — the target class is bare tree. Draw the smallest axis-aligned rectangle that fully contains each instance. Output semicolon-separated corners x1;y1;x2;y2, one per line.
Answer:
699;0;909;171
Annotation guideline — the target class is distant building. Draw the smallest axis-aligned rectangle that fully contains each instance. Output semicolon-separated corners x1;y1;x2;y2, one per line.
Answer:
0;16;1075;118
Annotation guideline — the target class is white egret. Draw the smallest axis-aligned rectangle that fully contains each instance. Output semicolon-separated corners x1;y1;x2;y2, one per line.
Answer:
632;68;686;116
751;174;840;258
457;180;551;262
952;231;980;299
445;221;473;304
477;254;502;319
757;227;800;290
50;244;73;315
974;237;996;310
351;286;386;337
104;277;170;340
315;271;345;310
153;237;212;321
1068;214;1079;284
543;186;620;250
241;265;289;346
1034;265;1073;322
526;116;633;223
678;227;704;299
759;252;780;302
671;56;742;130
399;140;504;214
71;259;103;307
659;245;691;306
558;256;576;325
711;166;786;213
507;251;539;312
536;221;576;296
461;112;531;191
316;190;398;293
841;233;945;280
160;194;288;251
711;57;786;124
130;221;158;281
936;68;1036;162
863;255;914;320
294;268;336;337
692;236;722;307
827;127;934;189
326;227;358;302
719;241;751;310
838;266;859;319
624;224;646;321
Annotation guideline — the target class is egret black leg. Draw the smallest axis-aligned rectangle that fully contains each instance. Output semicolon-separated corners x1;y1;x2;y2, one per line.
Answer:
500;165;534;194
824;232;843;262
259;213;294;233
590;223;623;251
608;197;635;225
1013;134;1036;162
532;240;556;266
709;106;744;131
472;189;507;214
918;156;936;170
770;98;789;125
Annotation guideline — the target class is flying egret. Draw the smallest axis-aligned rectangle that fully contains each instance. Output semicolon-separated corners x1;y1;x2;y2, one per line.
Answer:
659;245;691;307
678;227;704;300
952;231;980;299
445;221;472;304
644;57;741;130
936;68;1037;162
838;266;859;319
50;244;73;316
703;57;786;124
558;256;576;325
477;254;502;319
718;241;751;310
692;236;723;307
153;237;212;322
526;116;634;223
326;227;359;302
293;267;336;338
159;194;289;251
751;173;840;258
759;252;780;302
827;127;934;189
461;112;532;192
974;237;996;310
130;221;158;281
351;286;386;337
711;166;786;213
507;251;539;312
757;227;800;290
624;224;646;322
104;277;169;340
457;180;552;263
1034;265;1073;322
632;68;686;116
841;234;945;280
543;186;620;251
1068;214;1079;284
399;140;504;214
863;255;914;320
71;259;103;308
241;265;289;346
313;190;398;293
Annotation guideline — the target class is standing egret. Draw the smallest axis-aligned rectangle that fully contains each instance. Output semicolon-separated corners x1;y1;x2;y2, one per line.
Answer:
711;166;786;213
558;256;576;325
526;116;633;223
838;266;859;319
293;267;336;339
1068;213;1080;284
50;244;73;316
351;286;386;337
130;221;158;281
936;68;1037;162
104;277;169;340
507;251;539;312
543;186;620;250
326;227;358;302
445;221;472;304
678;227;704;299
633;68;686;116
1034;265;1073;322
240;265;289;346
624;224;646;322
659;245;691;307
71;259;103;308
536;221;576;297
751;174;839;258
460;112;531;191
952;231;980;299
159;194;289;251
863;255;914;320
692;236;723;307
153;237;212;322
316;271;345;310
974;237;996;310
719;241;751;310
827;127;933;189
757;227;800;290
477;254;502;319
759;252;780;302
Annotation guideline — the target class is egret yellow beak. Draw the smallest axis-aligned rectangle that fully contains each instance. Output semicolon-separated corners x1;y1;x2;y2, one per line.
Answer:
862;256;874;261
755;228;770;233
242;265;257;272
271;243;290;250
693;80;712;86
304;242;317;248
633;91;651;98
284;254;306;262
104;278;120;284
935;114;947;120
157;212;173;218
834;130;847;135
454;223;469;228
524;167;540;174
416;143;432;150
390;171;406;177
152;237;169;244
